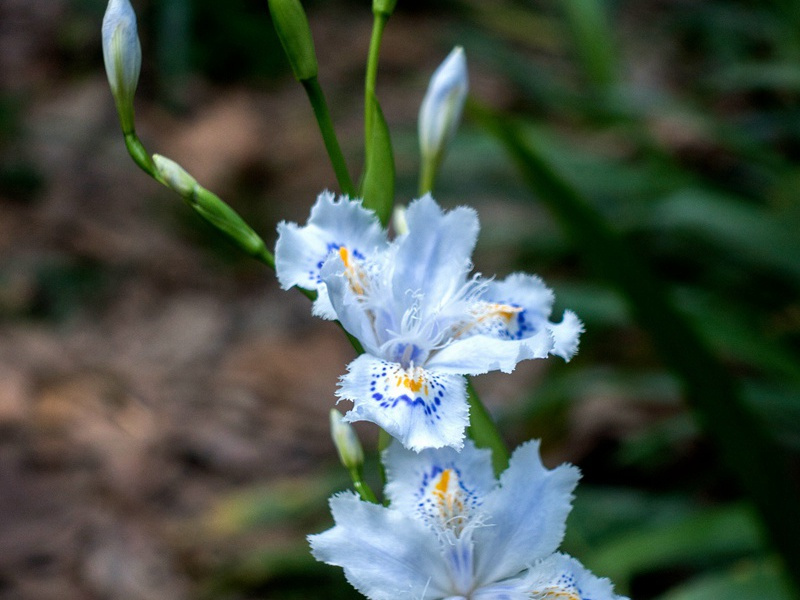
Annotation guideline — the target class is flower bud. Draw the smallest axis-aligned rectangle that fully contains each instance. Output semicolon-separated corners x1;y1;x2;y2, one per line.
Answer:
152;154;196;197
418;47;468;169
330;409;364;471
102;0;142;134
152;154;270;261
268;0;319;81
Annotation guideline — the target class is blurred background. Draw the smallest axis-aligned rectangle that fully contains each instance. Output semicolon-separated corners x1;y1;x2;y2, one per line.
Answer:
1;0;799;598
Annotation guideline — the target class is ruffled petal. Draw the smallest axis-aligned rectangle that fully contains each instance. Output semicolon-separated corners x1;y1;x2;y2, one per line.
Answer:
426;328;553;375
309;491;452;600
550;309;583;361
473;273;582;359
383;439;495;523
391;195;479;313
516;553;629;600
472;441;580;585
338;354;469;451
275;192;387;315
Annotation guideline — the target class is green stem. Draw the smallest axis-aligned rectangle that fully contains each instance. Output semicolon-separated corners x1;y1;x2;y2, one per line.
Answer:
301;77;356;196
124;132;160;181
418;153;440;196
349;466;378;503
466;379;510;475
364;12;388;154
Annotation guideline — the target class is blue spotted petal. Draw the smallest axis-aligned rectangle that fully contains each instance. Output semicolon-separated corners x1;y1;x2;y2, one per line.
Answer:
338;354;469;451
383;439;495;523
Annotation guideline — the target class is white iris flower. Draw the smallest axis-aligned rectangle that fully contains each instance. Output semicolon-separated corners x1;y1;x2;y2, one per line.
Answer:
310;440;628;600
275;193;582;451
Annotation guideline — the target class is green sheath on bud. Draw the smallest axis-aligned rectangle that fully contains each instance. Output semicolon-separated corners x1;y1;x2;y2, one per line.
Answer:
372;0;397;16
152;155;274;266
268;0;319;81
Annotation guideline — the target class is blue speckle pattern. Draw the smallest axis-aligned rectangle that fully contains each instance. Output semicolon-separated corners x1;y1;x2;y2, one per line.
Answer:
367;360;448;422
413;463;482;533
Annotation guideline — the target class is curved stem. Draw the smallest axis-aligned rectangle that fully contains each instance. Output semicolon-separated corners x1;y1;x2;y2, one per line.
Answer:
301;77;356;196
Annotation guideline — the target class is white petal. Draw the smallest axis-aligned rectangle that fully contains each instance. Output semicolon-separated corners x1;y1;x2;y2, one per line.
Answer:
309;492;451;600
274;191;387;294
383;439;496;520
550;309;583;361
473;441;580;585
338;354;469;451
426;328;553;375
517;553;629;600
391;195;478;313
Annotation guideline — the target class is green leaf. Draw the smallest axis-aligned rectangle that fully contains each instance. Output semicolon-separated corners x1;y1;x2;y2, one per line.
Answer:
657;560;794;600
361;94;395;225
584;504;765;584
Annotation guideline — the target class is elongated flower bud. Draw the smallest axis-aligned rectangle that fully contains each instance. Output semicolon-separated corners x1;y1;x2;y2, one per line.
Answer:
268;0;319;81
152;154;271;261
330;409;364;471
418;47;468;178
102;0;142;134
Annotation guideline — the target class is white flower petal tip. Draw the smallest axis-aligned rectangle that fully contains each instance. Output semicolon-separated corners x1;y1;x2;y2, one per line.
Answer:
419;47;468;163
312;440;627;600
550;309;584;361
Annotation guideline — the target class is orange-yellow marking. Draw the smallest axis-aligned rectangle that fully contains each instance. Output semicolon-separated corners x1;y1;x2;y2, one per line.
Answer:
530;588;581;600
434;469;452;497
482;303;523;323
338;247;365;295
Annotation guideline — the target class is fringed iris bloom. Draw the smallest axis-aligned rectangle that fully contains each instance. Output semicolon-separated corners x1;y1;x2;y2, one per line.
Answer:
310;440;628;600
275;193;582;451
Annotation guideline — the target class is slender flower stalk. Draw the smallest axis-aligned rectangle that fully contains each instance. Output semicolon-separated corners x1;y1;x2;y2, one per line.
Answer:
269;0;355;194
302;77;356;196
